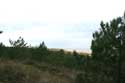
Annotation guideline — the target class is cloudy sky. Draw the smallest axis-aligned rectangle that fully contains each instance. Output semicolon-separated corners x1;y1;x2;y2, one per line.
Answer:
0;0;125;52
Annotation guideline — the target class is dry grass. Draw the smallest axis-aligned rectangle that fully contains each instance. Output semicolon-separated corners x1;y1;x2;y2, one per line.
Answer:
0;59;81;83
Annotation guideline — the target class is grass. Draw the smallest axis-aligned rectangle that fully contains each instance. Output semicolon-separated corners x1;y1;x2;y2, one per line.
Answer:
0;58;81;83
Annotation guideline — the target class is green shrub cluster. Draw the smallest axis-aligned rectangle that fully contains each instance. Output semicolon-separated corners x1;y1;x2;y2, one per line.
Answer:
0;38;86;70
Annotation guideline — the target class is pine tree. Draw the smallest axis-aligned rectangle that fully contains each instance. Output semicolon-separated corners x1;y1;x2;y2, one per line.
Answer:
91;16;125;62
9;36;28;47
91;13;125;83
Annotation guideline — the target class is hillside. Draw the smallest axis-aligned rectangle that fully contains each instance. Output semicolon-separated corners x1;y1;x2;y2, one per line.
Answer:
0;46;121;83
0;45;88;83
0;38;124;83
0;59;79;83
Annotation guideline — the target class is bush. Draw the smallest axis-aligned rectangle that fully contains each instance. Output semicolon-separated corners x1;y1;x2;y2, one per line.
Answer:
0;61;41;83
75;73;85;83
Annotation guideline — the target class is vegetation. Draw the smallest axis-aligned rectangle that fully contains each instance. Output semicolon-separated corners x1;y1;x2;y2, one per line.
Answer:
9;36;28;47
0;60;41;83
0;37;87;83
0;13;125;83
0;37;87;69
91;13;125;83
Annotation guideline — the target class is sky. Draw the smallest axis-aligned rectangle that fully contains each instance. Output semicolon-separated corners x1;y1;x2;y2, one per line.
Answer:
0;0;125;52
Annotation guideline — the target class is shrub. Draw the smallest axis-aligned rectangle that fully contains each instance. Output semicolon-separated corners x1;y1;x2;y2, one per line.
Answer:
0;61;41;83
75;73;85;83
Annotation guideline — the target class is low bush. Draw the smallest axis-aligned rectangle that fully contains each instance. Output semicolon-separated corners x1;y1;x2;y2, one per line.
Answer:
0;61;41;83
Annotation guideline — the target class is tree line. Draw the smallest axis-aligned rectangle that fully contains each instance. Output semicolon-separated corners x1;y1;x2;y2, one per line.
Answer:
0;36;86;70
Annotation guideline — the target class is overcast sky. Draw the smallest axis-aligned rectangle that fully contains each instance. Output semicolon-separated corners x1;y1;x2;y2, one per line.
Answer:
0;0;125;52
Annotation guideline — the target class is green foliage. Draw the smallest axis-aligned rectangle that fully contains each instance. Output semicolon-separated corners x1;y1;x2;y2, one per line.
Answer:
75;73;84;83
73;51;84;66
91;16;125;62
91;13;125;83
9;36;28;47
39;41;47;50
0;43;6;57
30;42;48;61
0;37;85;70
